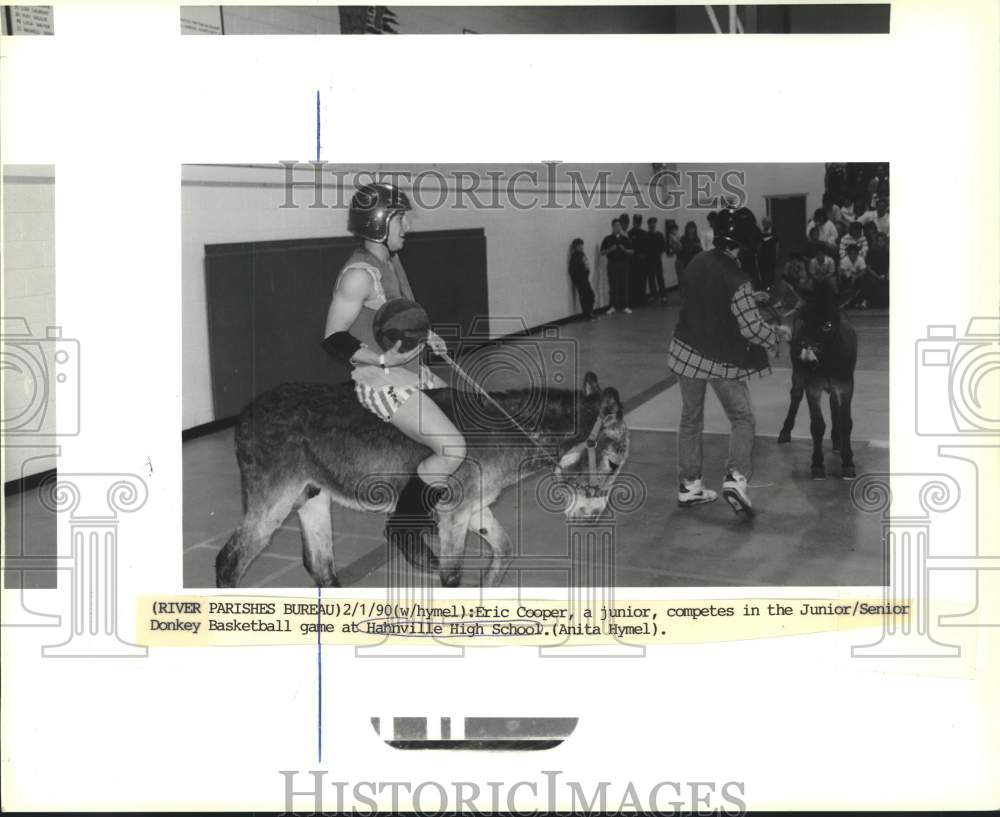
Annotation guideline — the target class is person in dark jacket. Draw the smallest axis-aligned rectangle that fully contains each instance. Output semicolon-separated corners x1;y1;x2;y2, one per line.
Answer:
864;231;890;307
568;237;597;320
665;220;682;301
645;217;667;304
675;220;703;296
600;218;634;314
755;216;780;294
628;214;648;307
667;207;791;518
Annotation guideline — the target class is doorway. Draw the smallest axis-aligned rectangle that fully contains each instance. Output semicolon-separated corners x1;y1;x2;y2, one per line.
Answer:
766;194;808;262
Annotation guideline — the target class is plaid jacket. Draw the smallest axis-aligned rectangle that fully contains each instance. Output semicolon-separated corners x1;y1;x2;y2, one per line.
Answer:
668;282;778;380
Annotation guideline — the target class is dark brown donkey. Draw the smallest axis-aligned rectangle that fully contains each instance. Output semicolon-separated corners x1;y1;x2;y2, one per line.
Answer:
776;278;858;480
215;373;629;588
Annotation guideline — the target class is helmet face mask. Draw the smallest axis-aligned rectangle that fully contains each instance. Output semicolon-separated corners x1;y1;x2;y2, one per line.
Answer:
348;182;412;244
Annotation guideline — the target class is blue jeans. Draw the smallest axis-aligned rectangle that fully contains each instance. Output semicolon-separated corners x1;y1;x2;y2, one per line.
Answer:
677;376;756;482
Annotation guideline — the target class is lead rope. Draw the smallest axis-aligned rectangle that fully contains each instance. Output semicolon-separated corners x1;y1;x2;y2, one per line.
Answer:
436;350;614;494
436;351;561;467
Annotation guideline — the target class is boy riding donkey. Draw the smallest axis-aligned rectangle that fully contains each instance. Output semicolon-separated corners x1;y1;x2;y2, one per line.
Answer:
322;181;464;572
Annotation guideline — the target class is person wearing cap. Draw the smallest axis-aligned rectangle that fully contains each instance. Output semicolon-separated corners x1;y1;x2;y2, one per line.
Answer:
322;180;464;570
667;207;791;518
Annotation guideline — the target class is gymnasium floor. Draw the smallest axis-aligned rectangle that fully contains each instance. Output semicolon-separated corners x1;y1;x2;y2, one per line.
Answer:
180;299;890;588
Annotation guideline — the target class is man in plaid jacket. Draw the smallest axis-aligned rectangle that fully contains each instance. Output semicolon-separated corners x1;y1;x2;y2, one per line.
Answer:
667;207;791;519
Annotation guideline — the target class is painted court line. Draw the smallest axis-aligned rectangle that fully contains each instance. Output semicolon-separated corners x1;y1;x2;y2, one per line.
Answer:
621;374;683;414
251;556;305;588
190;542;302;561
609;562;754;587
624;427;886;449
185;526;387;553
183;530;230;552
183;524;299;552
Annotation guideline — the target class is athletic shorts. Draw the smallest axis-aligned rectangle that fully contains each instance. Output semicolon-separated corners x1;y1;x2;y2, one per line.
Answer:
355;382;419;423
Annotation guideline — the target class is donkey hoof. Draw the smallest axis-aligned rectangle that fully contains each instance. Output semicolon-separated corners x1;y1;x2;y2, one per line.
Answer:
777;430;791;444
841;465;857;480
314;578;341;588
440;570;462;588
811;466;827;480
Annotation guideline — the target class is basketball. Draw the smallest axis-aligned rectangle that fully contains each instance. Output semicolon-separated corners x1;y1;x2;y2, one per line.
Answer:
372;298;431;353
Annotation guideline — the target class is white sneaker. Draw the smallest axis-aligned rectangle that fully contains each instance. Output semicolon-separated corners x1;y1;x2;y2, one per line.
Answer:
722;471;754;519
624;307;633;314
677;478;718;507
607;306;616;315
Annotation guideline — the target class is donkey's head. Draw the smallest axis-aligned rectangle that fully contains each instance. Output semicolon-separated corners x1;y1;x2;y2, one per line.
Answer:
553;372;629;519
794;277;843;369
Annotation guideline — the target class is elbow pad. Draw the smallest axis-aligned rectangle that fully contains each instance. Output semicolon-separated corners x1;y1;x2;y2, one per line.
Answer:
322;331;362;365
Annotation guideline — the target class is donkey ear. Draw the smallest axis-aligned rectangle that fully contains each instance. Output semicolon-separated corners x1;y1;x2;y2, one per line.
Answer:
583;371;601;397
600;387;623;421
558;443;586;469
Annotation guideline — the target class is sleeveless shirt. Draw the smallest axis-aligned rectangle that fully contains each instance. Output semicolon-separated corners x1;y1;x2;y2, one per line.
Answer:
335;247;425;388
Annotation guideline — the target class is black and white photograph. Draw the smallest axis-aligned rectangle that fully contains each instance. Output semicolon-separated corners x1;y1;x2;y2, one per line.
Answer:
182;162;890;588
3;1;998;813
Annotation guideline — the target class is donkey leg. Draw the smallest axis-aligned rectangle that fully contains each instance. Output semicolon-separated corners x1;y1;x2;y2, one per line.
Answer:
837;381;856;479
778;374;804;444
437;508;471;589
829;389;842;453
216;482;299;587
477;506;513;588
297;492;340;587
805;385;827;480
